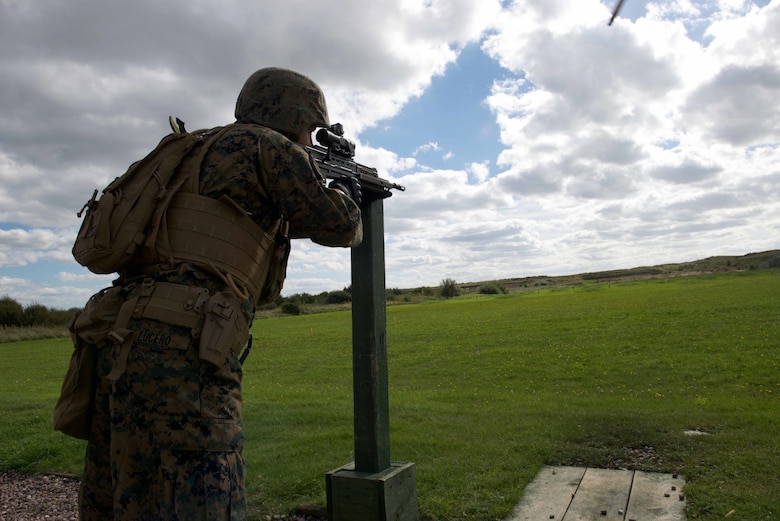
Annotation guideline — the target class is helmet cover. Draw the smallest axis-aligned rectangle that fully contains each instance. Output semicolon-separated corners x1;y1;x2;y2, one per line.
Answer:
235;67;330;138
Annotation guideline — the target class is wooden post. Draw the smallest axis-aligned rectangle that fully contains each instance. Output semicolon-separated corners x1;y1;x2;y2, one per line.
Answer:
350;198;391;472
326;197;419;521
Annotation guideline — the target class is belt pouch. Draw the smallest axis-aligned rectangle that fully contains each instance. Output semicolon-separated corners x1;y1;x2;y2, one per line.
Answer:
53;286;123;439
199;291;248;367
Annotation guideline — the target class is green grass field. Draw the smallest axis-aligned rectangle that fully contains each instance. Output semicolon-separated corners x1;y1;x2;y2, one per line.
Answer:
1;270;778;520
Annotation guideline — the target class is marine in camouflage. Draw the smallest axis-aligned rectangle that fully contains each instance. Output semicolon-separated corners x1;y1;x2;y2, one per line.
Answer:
78;68;361;520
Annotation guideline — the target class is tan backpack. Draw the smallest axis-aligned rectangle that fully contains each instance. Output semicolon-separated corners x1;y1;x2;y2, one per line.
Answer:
72;120;227;274
72;120;289;304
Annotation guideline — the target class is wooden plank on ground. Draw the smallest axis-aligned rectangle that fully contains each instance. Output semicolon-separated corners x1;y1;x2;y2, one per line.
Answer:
624;471;686;521
506;466;586;521
562;468;633;521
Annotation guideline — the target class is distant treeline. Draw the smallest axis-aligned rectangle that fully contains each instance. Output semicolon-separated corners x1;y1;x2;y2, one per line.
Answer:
0;295;79;327
581;267;664;281
3;250;778;323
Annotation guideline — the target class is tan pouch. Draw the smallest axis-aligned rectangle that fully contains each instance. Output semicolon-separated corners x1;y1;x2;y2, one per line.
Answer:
53;336;97;440
53;287;123;439
257;220;290;304
198;292;250;367
72;286;124;344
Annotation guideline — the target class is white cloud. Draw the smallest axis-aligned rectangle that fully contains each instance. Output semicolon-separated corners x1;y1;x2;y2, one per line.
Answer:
0;0;778;308
357;144;418;176
0;275;29;292
57;271;113;283
0;228;75;267
413;142;442;155
468;161;491;183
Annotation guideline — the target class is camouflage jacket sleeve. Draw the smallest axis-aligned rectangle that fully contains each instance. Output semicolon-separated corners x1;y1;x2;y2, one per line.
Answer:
198;124;362;248
256;128;363;247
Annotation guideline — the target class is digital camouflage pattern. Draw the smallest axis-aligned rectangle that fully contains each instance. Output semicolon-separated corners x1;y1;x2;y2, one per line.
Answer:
79;319;245;521
198;123;361;247
78;70;362;520
235;67;330;139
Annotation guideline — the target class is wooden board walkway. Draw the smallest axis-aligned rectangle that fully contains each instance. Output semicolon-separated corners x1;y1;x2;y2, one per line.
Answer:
507;466;685;521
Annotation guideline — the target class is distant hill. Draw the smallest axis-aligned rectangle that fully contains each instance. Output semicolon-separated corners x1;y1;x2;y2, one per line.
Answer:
457;249;780;294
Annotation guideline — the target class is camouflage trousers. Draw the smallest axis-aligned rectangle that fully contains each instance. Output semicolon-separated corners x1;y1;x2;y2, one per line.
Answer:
79;319;246;521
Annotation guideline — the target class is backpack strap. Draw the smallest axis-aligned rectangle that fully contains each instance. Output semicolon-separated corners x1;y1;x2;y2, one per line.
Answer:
141;126;232;260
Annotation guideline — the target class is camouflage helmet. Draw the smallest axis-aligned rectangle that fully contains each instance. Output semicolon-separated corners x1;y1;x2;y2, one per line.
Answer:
235;67;330;138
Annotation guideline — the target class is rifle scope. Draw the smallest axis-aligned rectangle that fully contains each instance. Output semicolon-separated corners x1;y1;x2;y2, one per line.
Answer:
316;127;356;158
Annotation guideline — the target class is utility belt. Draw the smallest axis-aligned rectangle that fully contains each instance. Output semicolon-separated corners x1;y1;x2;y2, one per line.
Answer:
55;279;252;440
70;280;253;381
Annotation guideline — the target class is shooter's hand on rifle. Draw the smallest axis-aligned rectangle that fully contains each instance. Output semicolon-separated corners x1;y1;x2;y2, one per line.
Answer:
329;177;362;205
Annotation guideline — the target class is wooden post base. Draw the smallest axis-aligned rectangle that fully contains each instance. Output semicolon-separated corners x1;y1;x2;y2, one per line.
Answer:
326;462;419;521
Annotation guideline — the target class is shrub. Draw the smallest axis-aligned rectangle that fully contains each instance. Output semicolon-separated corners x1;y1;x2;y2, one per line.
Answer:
326;290;352;305
23;303;54;327
286;293;315;304
0;296;24;327
479;283;507;295
440;278;461;299
49;308;79;326
280;302;302;315
766;255;780;268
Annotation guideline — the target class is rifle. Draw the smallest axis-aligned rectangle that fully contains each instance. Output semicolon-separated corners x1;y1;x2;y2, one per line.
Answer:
307;123;405;200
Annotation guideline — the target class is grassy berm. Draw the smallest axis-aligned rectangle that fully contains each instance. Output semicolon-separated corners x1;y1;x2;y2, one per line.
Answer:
1;269;778;520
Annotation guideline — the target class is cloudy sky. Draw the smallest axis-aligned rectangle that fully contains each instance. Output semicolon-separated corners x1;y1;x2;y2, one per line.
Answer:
1;0;778;310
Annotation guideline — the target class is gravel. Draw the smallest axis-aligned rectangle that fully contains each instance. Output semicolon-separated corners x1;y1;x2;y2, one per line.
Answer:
0;472;325;521
0;472;80;521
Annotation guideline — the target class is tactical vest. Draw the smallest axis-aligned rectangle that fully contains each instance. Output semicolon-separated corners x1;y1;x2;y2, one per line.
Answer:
155;191;288;303
142;125;289;305
73;122;288;305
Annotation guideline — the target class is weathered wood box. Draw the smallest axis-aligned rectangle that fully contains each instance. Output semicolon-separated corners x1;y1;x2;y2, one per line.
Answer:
326;461;419;521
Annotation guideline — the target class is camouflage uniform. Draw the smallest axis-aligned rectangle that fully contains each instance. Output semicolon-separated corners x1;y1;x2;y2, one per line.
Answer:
78;68;361;520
